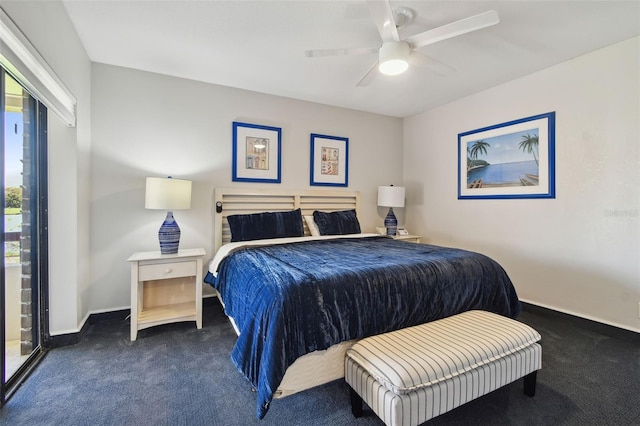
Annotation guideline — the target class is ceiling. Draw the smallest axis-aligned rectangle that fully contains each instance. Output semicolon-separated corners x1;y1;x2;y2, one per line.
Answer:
62;1;640;118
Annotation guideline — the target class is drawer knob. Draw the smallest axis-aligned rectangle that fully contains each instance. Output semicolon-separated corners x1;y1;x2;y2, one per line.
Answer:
164;268;172;274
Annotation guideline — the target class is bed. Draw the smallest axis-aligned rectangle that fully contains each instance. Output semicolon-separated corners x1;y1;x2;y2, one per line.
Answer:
204;187;521;419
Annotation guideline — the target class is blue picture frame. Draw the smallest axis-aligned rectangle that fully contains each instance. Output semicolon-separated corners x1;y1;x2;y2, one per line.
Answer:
232;121;282;183
310;133;349;187
458;112;555;199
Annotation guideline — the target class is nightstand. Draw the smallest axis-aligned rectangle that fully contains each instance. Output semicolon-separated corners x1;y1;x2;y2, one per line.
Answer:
391;234;421;243
127;248;205;341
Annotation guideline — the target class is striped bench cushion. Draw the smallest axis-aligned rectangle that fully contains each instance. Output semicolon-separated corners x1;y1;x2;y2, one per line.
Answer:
346;310;541;395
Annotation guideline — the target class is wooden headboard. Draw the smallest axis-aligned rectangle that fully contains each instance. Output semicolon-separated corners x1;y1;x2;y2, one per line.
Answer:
213;187;360;253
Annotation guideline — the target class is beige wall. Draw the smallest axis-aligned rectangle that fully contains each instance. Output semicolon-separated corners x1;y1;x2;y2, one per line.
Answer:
89;63;403;312
404;37;640;332
4;1;638;335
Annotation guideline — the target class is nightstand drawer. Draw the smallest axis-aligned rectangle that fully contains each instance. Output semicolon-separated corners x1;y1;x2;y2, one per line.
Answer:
138;261;196;281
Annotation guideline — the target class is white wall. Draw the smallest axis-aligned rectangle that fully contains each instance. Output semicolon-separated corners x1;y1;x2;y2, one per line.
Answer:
6;1;637;336
404;37;640;332
89;63;403;312
2;1;92;335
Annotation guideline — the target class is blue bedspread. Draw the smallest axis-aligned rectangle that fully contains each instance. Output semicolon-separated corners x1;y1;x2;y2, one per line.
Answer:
204;236;521;419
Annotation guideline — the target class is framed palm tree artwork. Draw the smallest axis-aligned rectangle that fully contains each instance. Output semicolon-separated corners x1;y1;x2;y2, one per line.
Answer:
458;112;555;199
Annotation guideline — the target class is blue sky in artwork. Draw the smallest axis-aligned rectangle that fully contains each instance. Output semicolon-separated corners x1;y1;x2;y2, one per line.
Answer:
468;127;539;165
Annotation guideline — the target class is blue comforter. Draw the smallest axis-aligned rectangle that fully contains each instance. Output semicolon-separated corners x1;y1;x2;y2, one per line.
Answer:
204;236;521;419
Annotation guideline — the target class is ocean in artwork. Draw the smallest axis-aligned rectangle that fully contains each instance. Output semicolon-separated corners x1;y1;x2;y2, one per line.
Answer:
467;160;538;185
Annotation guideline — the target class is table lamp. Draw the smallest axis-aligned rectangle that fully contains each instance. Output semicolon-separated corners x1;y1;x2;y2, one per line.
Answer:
145;176;192;254
377;185;405;236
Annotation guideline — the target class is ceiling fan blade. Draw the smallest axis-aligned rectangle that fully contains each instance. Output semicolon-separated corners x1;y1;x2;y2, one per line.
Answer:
356;61;379;87
305;47;378;58
409;51;456;76
366;0;399;42
406;10;499;48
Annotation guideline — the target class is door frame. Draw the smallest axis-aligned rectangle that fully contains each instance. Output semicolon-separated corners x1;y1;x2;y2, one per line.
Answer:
0;68;49;406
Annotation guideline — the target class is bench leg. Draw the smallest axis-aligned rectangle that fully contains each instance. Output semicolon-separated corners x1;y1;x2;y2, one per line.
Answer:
349;387;363;418
523;371;537;397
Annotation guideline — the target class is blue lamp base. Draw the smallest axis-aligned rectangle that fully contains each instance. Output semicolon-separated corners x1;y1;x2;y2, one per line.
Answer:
384;207;398;236
158;211;181;254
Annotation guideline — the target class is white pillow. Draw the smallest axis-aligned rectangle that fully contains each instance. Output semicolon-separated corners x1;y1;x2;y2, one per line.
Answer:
304;215;321;236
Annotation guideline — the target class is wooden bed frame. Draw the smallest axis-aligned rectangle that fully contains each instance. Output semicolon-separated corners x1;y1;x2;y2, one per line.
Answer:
212;187;361;398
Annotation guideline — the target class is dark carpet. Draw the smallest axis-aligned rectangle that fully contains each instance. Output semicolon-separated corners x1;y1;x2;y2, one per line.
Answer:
1;299;639;425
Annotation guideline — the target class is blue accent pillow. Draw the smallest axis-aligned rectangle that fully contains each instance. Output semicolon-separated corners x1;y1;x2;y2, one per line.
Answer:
312;209;361;236
228;209;304;242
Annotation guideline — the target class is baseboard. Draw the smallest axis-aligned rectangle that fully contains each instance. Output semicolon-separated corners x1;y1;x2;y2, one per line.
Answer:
88;308;130;325
47;297;219;349
48;298;637;349
46;326;84;349
521;301;640;345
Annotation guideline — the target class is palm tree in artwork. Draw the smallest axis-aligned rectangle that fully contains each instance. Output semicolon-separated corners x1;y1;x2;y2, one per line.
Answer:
519;133;539;165
468;140;490;170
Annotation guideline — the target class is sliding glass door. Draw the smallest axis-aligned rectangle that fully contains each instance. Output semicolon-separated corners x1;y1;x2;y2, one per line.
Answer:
1;69;48;405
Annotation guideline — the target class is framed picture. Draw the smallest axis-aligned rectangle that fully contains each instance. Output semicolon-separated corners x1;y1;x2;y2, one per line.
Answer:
458;112;555;199
310;133;349;187
232;121;281;183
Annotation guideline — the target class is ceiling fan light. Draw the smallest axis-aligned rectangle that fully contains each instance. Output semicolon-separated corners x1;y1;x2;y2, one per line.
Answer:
378;41;410;76
379;58;409;75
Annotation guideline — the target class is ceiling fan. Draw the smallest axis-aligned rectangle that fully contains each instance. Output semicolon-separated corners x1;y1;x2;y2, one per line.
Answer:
304;0;499;86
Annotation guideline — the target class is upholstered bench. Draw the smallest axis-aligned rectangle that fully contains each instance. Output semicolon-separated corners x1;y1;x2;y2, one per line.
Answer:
345;310;542;426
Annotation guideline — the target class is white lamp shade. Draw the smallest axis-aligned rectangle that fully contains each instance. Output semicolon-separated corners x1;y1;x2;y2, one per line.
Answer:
378;186;405;208
145;177;192;210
